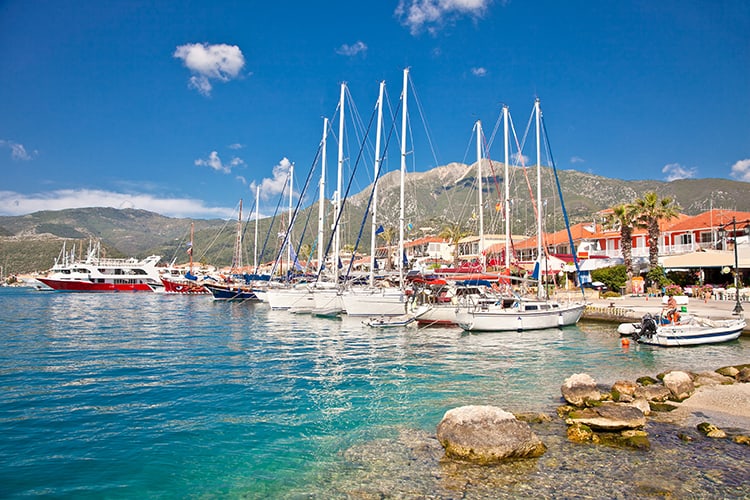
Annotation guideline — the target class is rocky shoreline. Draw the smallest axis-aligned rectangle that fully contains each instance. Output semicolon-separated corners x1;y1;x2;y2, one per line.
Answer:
436;363;750;463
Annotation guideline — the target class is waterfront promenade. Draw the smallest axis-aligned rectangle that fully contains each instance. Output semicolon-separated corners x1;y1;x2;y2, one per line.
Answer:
582;292;750;336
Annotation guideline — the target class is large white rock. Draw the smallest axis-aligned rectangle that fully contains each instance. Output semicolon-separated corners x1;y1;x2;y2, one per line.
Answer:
436;405;546;464
561;373;601;406
663;371;695;401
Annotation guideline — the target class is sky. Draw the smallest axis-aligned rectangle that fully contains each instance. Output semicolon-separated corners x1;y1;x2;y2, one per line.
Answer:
1;0;749;219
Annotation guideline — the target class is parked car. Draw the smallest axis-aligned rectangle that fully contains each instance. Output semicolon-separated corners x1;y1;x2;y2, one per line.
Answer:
582;281;607;291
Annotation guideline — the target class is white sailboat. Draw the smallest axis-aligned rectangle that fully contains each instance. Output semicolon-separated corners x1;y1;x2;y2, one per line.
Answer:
341;69;415;317
454;99;587;332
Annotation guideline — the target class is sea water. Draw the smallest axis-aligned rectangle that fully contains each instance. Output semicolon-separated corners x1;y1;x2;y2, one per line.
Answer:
0;287;748;498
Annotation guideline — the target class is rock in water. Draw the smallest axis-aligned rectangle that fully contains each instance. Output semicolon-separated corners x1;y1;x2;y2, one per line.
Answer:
565;404;646;431
561;373;601;406
663;371;695;401
436;405;546;464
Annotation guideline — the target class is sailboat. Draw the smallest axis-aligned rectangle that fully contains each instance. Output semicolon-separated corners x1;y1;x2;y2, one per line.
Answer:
340;69;417;317
160;222;211;294
412;118;504;326
454;99;586;332
204;199;262;302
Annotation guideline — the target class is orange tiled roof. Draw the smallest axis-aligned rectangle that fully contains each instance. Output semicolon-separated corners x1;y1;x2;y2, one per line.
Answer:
664;209;750;232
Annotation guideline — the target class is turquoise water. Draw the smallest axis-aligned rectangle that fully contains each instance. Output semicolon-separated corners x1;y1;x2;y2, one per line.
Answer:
1;287;748;498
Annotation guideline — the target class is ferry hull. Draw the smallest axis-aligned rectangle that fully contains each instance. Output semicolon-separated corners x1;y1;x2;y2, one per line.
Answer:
37;278;153;292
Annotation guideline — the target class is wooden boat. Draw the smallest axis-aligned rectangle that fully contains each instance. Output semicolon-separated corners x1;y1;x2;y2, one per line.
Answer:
204;282;261;302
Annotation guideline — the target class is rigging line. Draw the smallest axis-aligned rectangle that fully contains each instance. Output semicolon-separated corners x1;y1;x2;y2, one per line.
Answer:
541;113;585;299
344;87;403;280
407;71;441;168
200;200;241;265
270;142;323;280
344;85;377;188
255;170;289;276
316;93;382;283
168;226;190;267
292;183;317;276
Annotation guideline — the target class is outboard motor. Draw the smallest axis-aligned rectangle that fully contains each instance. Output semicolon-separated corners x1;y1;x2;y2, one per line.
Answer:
639;313;658;339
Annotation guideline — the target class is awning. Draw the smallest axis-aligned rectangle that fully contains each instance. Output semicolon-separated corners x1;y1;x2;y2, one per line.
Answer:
660;250;736;269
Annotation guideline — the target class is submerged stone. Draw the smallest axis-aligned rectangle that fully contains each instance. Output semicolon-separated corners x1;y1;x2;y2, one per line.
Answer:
697;422;727;439
436;405;547;464
565;404;646;431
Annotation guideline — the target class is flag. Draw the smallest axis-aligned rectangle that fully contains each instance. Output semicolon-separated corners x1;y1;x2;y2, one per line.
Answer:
406;222;413;231
402;251;408;267
289;246;303;271
531;262;539;280
373;258;379;270
186;242;193;255
375;225;384;235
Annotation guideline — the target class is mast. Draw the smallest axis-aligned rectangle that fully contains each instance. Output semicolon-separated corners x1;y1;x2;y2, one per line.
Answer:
370;80;385;286
334;82;346;282
287;162;294;275
254;185;259;272
317;117;328;273
233;199;243;273
399;68;408;285
535;98;543;298
476;120;485;272
189;222;195;273
503;105;510;269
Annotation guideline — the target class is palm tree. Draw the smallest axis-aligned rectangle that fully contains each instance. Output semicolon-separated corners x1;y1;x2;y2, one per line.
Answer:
605;204;639;289
439;223;470;266
633;192;681;270
377;226;398;271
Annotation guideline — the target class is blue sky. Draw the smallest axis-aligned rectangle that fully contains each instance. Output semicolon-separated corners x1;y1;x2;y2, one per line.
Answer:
1;0;748;219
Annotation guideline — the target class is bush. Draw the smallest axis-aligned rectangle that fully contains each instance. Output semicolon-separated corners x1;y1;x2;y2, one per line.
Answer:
591;265;627;293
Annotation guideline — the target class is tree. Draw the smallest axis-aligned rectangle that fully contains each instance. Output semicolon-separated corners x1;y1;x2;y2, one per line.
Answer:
633;192;681;270
439;223;470;265
604;204;639;285
377;226;398;271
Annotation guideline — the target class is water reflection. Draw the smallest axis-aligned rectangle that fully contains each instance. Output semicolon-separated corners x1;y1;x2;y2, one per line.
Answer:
1;289;749;498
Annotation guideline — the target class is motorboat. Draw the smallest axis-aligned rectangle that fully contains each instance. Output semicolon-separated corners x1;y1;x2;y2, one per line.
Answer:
617;313;745;346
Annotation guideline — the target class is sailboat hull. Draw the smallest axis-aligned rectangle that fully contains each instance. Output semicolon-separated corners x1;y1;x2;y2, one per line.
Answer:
455;301;586;332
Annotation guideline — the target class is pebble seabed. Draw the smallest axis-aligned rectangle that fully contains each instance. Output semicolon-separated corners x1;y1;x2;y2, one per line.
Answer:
285;420;748;499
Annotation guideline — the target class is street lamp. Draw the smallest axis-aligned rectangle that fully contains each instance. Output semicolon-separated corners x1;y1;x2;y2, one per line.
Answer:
718;217;749;315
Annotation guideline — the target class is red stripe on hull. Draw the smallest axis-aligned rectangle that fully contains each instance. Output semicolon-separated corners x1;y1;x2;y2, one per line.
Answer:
37;278;153;292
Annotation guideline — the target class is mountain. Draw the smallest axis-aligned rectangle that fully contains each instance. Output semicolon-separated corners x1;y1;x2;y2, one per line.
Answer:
1;164;749;274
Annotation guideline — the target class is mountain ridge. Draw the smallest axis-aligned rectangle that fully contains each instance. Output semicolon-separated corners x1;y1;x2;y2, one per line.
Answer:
1;164;748;274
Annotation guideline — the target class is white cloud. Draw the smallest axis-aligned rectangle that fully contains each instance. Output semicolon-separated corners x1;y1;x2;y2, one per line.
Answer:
0;139;36;160
395;0;492;35
471;67;487;77
0;189;236;219
511;152;530;166
570;156;585;164
195;151;245;174
228;143;244;150
250;158;294;200
173;43;245;96
730;158;750;182
662;162;697;182
336;41;368;56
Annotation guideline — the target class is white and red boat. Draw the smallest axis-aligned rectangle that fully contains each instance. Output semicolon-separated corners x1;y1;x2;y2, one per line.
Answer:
37;241;162;292
159;223;210;295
